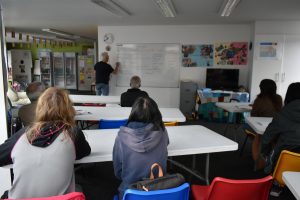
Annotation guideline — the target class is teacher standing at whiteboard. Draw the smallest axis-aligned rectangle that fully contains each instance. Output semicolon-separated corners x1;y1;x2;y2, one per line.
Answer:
94;52;120;96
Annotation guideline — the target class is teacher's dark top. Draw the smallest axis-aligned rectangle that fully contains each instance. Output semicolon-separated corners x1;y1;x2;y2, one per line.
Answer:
121;88;149;107
94;61;114;84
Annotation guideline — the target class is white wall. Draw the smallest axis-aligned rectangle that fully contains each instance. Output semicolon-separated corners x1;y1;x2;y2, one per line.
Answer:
250;21;300;101
98;25;251;107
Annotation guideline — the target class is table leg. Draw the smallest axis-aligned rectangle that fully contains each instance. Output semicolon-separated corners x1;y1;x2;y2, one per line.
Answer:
167;153;211;185
205;154;210;185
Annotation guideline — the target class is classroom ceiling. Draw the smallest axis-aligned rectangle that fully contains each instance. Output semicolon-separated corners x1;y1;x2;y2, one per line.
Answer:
2;0;300;40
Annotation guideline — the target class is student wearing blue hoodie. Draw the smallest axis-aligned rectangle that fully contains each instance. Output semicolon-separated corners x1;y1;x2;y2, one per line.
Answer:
113;96;169;199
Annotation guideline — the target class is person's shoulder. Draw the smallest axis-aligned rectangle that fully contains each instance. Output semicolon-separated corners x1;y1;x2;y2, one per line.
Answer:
121;90;129;97
142;90;148;96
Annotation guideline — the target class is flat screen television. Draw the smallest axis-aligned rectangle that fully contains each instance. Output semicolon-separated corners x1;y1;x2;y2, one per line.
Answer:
206;69;239;91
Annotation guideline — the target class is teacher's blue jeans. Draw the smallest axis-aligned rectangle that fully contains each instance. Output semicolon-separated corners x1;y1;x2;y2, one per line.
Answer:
96;83;109;96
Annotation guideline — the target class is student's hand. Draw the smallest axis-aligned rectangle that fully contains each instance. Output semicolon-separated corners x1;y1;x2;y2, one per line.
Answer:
116;62;121;68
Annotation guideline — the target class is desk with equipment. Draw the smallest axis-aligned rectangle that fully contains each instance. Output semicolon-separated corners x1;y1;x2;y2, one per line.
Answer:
197;90;249;122
74;106;186;122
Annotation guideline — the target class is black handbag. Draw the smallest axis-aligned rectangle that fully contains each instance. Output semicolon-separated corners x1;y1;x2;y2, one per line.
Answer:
129;163;185;192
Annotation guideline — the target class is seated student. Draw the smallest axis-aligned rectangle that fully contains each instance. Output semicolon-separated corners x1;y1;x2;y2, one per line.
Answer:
18;81;45;126
250;79;283;162
0;87;91;199
120;76;148;107
258;82;300;173
113;97;169;199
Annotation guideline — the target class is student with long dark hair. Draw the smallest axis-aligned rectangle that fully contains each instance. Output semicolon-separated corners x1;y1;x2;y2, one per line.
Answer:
0;87;91;199
251;79;282;117
113;97;169;199
259;82;300;173
250;79;283;162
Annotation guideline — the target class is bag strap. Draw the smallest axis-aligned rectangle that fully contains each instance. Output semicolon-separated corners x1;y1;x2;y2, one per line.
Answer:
149;163;164;180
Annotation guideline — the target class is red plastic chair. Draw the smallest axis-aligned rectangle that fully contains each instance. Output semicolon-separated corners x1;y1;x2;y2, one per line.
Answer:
191;176;273;200
5;192;85;200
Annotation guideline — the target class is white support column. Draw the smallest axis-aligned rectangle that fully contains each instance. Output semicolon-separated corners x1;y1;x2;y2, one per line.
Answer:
0;1;11;195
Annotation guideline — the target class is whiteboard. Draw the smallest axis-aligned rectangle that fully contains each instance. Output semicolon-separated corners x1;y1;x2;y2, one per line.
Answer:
116;43;180;88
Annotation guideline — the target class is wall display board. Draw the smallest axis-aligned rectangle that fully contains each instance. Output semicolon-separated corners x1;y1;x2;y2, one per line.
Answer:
182;44;214;67
116;43;180;88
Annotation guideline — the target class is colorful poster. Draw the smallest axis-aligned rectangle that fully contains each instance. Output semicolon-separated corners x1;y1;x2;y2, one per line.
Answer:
214;42;248;65
182;44;213;67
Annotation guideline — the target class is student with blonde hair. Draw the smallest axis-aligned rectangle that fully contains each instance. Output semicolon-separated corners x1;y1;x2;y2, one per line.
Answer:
0;87;91;199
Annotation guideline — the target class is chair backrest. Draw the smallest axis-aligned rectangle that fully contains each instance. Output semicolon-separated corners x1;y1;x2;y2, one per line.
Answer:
272;150;300;186
206;176;273;200
164;121;178;126
98;119;128;129
122;183;189;200
6;192;86;200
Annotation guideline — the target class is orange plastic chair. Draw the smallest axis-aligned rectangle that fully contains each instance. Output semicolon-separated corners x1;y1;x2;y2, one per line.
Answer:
164;122;178;126
272;150;300;187
191;176;273;200
5;192;85;200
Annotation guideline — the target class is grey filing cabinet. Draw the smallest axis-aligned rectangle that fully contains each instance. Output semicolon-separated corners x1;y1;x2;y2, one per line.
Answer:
180;81;198;117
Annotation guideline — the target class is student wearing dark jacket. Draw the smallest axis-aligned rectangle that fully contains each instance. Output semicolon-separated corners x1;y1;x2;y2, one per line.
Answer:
120;76;148;107
113;97;169;199
259;82;300;173
0;87;91;199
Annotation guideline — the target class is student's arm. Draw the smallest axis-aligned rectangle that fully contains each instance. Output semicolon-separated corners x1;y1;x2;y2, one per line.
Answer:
0;128;25;166
261;117;281;155
113;137;122;180
74;128;91;160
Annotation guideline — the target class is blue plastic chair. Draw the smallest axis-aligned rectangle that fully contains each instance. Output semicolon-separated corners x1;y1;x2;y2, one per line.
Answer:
114;183;189;200
98;119;128;129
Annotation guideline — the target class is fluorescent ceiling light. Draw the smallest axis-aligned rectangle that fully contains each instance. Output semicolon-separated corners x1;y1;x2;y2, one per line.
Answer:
42;28;75;37
91;0;130;17
152;0;176;18
219;0;241;17
41;28;95;42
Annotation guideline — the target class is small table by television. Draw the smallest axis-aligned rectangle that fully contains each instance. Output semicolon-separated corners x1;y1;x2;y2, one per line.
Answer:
197;89;249;122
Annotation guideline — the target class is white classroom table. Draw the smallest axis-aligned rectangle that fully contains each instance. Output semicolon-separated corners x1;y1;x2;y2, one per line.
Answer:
215;102;252;138
74;106;186;122
78;125;238;184
283;171;300;200
245;117;272;135
69;95;120;104
215;102;252;113
1;126;238;185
